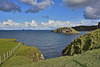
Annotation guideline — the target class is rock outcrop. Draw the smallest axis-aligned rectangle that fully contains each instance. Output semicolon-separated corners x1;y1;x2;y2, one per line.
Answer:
62;29;100;56
98;22;100;28
51;27;80;34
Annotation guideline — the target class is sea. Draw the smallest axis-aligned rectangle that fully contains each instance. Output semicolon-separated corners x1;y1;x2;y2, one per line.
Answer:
0;30;89;59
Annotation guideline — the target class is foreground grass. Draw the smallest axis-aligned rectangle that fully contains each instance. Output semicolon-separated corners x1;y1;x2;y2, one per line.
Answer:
12;44;44;62
0;39;44;67
2;48;100;67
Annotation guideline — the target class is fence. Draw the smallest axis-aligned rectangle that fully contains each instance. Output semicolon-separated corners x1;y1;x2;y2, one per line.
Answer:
0;43;21;64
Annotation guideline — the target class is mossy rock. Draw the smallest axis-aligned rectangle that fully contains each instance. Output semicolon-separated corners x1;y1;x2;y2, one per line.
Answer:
62;29;100;56
51;27;80;34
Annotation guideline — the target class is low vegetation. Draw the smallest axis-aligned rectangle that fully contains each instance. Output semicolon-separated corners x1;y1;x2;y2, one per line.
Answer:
0;39;44;67
0;39;19;55
2;48;100;67
62;29;100;56
12;44;44;62
51;27;80;34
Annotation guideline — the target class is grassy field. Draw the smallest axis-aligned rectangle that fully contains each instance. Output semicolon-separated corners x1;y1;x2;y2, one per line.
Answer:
2;48;100;67
0;39;19;55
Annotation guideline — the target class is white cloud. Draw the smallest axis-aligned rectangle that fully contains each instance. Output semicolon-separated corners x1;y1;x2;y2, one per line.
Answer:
62;0;100;19
25;20;38;27
19;0;54;13
0;19;98;30
40;20;80;28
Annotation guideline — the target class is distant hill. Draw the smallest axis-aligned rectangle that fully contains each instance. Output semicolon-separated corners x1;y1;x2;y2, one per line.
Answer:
72;22;100;31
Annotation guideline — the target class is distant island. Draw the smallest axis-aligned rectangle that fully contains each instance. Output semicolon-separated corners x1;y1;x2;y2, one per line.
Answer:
72;22;100;31
51;27;80;34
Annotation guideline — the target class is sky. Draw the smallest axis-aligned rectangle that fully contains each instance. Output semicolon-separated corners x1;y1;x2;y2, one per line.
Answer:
0;0;100;30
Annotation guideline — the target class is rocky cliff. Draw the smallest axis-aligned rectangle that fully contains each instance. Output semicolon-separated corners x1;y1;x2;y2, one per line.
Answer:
62;29;100;56
51;27;80;34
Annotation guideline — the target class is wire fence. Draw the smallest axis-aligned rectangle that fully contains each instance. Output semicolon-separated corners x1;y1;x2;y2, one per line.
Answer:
0;43;21;65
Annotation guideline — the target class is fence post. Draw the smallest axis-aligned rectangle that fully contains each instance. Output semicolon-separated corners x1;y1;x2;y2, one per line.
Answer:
11;50;12;56
0;54;1;64
7;52;8;59
1;43;20;64
4;53;6;62
9;51;10;57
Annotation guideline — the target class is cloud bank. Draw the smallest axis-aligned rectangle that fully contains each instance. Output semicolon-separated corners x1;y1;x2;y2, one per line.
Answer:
63;0;100;19
19;0;54;13
0;19;98;30
0;0;21;12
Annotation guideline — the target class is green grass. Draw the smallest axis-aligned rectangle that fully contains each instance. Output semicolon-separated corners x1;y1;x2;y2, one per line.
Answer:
62;29;100;56
0;39;19;55
12;44;44;62
0;39;44;67
2;56;32;67
2;48;100;67
0;39;19;63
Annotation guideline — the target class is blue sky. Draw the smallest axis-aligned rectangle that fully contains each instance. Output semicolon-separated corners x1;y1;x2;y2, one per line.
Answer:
0;0;100;30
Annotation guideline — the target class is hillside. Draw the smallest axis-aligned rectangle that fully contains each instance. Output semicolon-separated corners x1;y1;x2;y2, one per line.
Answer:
72;22;100;31
2;48;100;67
51;27;80;34
62;29;100;56
0;39;44;67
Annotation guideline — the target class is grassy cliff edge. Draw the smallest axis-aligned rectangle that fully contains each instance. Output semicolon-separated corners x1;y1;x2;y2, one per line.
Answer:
0;39;44;67
62;29;100;56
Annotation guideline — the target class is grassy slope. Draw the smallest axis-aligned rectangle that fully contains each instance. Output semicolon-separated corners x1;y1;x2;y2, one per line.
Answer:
2;48;100;67
0;39;44;67
12;44;44;62
62;29;100;56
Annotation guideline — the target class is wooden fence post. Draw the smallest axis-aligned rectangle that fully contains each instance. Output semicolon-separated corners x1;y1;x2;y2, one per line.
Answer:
0;54;1;64
9;51;10;57
4;53;6;62
11;50;12;56
1;43;20;64
7;52;8;59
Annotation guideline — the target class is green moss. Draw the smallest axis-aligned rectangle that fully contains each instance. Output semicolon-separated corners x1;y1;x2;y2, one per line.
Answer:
62;29;100;56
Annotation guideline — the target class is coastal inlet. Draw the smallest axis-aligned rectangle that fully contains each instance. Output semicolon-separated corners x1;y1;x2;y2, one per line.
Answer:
0;30;89;59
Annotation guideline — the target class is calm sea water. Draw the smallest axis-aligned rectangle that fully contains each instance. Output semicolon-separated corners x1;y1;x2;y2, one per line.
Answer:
0;30;89;59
